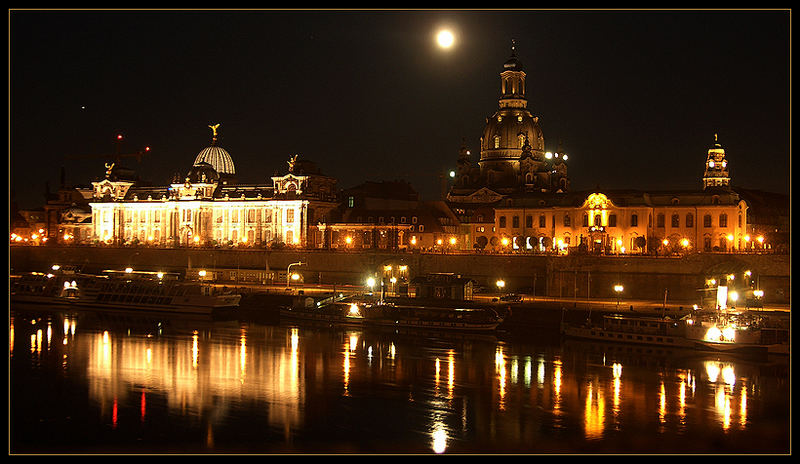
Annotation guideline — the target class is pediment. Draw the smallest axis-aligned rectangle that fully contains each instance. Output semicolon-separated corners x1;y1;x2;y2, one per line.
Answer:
449;187;505;204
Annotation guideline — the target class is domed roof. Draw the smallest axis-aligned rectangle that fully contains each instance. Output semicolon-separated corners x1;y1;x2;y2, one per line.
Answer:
481;109;544;157
194;145;235;175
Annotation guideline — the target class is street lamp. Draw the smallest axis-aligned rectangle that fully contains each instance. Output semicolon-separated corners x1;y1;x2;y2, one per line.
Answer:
287;261;305;288
614;284;624;310
496;279;506;293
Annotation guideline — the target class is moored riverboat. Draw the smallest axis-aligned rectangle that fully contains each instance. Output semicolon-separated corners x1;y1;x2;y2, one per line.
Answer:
279;294;366;325
281;294;505;332
561;313;695;349
11;269;241;315
561;308;789;356
683;309;789;355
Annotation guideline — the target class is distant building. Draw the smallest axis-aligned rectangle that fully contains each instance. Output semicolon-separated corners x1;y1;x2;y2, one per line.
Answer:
319;180;462;250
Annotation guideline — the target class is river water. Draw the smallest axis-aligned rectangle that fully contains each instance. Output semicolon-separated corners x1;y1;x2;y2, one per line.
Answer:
10;305;790;455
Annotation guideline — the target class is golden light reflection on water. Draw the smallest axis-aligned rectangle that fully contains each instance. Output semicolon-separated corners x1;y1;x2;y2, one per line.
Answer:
495;346;506;410
659;379;667;426
13;313;780;453
343;340;351;397
447;350;455;399
80;326;307;438
584;379;605;439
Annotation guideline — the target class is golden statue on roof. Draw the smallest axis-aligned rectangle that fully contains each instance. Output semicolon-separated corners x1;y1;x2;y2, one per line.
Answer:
209;123;220;144
288;154;298;173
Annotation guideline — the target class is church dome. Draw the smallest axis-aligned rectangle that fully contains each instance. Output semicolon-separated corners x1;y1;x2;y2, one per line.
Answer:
480;109;544;162
194;145;235;175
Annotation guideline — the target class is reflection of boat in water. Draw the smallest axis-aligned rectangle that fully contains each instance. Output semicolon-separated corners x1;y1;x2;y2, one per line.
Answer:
281;294;505;332
11;269;241;315
560;308;789;356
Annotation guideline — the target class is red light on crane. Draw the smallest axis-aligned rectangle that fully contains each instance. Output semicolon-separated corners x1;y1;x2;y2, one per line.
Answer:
117;134;123;140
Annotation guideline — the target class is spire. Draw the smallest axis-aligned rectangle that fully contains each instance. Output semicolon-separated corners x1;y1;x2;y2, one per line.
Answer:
500;39;526;108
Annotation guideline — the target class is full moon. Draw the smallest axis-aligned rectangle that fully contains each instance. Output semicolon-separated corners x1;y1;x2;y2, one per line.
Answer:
436;30;454;48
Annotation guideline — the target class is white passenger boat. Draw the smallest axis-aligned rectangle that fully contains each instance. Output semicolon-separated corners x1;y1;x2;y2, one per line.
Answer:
561;314;695;349
11;269;241;315
561;308;789;356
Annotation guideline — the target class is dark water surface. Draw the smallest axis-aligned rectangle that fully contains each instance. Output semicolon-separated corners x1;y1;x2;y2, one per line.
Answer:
10;305;790;454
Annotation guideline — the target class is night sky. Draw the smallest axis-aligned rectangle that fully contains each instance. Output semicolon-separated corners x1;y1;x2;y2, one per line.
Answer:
10;9;790;210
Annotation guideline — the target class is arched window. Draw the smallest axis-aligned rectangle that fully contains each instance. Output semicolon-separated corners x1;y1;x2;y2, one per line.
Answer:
686;214;694;228
493;135;501;149
671;214;680;228
719;214;728;228
704;214;712;228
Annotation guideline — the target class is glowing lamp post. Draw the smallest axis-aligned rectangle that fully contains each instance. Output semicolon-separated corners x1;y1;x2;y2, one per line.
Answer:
287;262;305;289
496;279;506;293
614;284;624;310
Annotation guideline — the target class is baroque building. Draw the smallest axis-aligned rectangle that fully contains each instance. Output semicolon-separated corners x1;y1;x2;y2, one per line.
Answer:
490;136;749;254
88;125;339;248
447;42;749;254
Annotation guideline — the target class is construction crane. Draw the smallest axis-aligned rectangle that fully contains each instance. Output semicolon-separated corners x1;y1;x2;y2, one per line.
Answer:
65;133;152;164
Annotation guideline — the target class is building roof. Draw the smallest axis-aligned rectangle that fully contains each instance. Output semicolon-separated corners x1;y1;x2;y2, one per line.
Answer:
194;145;235;175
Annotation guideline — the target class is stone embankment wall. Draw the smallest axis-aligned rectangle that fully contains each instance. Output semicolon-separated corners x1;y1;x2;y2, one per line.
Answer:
10;246;790;304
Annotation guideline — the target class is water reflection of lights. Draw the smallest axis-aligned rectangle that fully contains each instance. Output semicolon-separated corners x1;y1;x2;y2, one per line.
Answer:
343;341;351;397
553;358;562;413
704;361;744;430
431;423;448;454
659;380;667;425
192;331;199;369
447;351;455;398
433;352;456;399
239;329;247;384
612;364;622;420
584;379;605;439
705;361;736;386
739;384;748;427
79;327;306;434
537;357;545;388
523;356;532;387
495;346;506;410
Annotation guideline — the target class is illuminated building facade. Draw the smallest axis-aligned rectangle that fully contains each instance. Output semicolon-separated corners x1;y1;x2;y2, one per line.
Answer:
318;181;462;250
88;128;339;248
492;185;748;255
